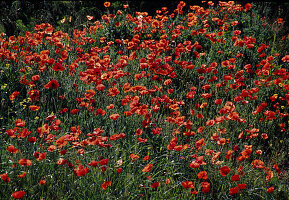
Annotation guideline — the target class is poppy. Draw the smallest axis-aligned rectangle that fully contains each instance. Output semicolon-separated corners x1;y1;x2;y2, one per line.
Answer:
98;158;109;165
29;105;40;111
231;174;240;181
86;15;94;21
28;137;37;143
12;191;25;199
36;153;47;161
229;187;239;195
52;62;65;71
109;113;119;120
74;164;89;176
198;171;208;180
116;168;123;174
181;181;194;189
201;182;210;193
40;180;47;185
15;119;25;127
70;109;79;114
267;186;274;193
17;171;27;178
150;182;160;189
219;166;231;176
104;2;111;7
9;91;20;101
129;154;139;161
237;184;246;189
142;164;153;172
244;3;251;11
102;181;111;190
32;75;40;81
251;159;264;169
7;145;19;153
56;158;67;165
0;173;10;183
18;158;32;166
47;145;57;152
281;55;289;62
44;79;59;89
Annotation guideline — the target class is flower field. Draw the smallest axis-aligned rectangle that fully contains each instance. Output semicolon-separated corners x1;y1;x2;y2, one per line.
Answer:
0;1;289;199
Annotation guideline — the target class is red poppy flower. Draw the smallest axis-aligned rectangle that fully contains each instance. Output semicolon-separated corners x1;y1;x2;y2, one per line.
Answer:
44;79;59;89
86;15;94;20
29;105;40;111
18;158;32;166
116;168;123;174
229;187;239;195
244;3;251;11
231;174;240;181
104;2;111;7
142;164;153;172
198;171;208;180
28;137;37;143
143;155;150;161
70;109;79;114
267;186;274;193
0;173;10;183
237;183;246;189
251;159;264;169
109;113;119;120
98;158;109;165
40;179;47;185
88;160;98;167
96;84;105;91
219;166;231;176
12;191;25;199
9;91;20;101
201;182;210;193
102;181;111;190
56;158;67;165
15;119;25;127
36;152;47;161
32;75;40;81
281;55;289;62
52;62;65;71
181;181;195;189
150;182;160;189
73;164;90;176
7;145;19;153
17;171;27;178
129;154;139;161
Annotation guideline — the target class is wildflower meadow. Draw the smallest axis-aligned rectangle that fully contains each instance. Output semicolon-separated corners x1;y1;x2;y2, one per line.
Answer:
0;1;289;199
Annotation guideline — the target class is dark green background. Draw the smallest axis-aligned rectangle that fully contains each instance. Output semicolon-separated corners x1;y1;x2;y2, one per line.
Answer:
0;1;288;36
